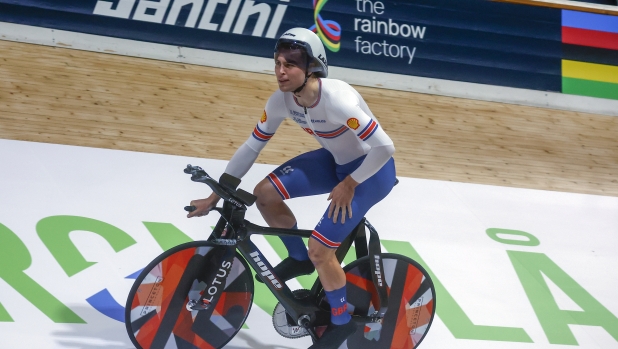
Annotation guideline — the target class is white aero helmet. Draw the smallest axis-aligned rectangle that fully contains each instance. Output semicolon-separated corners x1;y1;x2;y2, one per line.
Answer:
274;27;328;78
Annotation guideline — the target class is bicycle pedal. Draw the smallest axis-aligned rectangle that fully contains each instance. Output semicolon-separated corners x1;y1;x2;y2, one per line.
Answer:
363;321;382;341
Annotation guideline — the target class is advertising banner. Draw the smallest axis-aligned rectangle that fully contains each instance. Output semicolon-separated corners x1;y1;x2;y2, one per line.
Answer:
0;0;564;92
1;139;617;348
560;10;618;100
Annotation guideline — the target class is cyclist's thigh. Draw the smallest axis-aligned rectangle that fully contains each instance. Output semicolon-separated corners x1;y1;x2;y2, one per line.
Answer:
352;157;397;212
311;158;397;248
267;148;339;200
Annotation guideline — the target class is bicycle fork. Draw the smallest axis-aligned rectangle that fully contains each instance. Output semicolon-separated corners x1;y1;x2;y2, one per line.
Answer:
188;245;236;311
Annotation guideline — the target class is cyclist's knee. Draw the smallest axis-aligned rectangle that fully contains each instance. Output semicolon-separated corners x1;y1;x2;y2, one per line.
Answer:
253;178;283;209
308;239;336;267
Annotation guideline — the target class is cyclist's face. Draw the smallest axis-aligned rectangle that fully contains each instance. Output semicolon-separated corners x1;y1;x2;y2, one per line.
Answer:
274;49;307;92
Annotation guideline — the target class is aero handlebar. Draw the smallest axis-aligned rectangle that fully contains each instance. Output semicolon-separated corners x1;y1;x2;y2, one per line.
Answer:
184;164;257;208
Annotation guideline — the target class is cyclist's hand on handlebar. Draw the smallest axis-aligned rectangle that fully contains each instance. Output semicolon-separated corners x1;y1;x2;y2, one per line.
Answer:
187;193;221;218
327;176;359;224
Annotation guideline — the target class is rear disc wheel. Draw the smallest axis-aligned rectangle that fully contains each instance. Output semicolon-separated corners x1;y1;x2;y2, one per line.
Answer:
318;253;436;349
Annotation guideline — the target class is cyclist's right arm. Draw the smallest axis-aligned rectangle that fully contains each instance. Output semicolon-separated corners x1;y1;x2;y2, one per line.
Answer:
188;91;287;218
225;90;286;178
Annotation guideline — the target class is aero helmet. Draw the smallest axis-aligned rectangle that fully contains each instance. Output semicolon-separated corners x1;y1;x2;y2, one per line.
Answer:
274;28;328;78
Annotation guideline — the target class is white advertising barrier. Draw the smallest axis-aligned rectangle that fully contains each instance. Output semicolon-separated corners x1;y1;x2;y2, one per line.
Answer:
0;138;617;349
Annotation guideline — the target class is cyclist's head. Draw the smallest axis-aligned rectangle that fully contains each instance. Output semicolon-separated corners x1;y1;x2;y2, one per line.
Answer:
274;28;327;93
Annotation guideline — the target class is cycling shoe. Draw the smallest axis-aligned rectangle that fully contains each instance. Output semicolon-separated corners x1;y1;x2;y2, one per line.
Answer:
255;257;315;284
308;320;357;349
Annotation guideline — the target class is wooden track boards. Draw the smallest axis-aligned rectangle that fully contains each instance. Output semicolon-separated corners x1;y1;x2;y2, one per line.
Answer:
1;39;617;196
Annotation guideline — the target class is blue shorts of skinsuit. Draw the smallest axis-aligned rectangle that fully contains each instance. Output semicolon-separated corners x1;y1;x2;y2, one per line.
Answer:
266;148;396;248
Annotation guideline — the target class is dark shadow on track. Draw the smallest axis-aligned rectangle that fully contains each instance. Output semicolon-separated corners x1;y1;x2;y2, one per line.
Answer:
226;331;302;349
52;305;304;349
51;305;134;349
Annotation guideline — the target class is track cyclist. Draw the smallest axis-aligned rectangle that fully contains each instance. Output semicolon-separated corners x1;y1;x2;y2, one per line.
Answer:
188;27;397;349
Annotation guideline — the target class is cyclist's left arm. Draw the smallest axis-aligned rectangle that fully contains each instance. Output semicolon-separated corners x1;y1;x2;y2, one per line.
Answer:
326;90;395;223
330;90;395;184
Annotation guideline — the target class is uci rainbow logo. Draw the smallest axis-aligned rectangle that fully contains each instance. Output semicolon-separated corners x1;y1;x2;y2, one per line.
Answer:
309;0;341;52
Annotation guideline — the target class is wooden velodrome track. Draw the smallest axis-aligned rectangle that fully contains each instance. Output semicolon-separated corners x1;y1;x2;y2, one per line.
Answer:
1;39;617;197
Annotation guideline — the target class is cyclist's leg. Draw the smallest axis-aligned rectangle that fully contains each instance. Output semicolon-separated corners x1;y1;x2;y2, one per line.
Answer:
307;240;357;349
309;155;396;266
258;147;340;199
253;179;297;233
307;157;396;347
253;148;339;280
309;156;397;278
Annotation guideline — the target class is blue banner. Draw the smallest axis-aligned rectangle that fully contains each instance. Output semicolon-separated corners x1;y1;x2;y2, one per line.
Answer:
0;0;562;91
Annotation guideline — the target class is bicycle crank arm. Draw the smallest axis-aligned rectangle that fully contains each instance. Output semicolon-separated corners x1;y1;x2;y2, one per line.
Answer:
298;315;320;342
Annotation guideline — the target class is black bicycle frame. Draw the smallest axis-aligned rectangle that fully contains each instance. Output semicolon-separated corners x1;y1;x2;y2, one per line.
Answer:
204;201;389;331
185;165;389;336
235;223;328;328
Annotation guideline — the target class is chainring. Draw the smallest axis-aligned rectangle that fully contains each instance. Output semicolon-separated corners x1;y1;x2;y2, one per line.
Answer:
272;289;312;338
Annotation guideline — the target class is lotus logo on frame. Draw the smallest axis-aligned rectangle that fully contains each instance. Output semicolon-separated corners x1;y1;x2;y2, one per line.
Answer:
309;0;342;52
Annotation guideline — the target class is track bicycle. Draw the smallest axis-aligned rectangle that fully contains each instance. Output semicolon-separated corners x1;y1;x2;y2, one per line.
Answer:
125;164;436;349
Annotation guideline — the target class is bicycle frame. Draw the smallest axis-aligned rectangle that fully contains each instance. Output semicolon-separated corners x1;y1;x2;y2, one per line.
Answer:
126;166;435;349
204;203;388;335
185;165;390;339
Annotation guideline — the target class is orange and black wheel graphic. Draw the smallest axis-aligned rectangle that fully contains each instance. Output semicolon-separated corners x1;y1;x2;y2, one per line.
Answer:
336;253;436;349
125;242;254;349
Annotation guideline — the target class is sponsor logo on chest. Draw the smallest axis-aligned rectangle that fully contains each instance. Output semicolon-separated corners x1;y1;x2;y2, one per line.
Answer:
289;109;304;118
289;109;326;124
